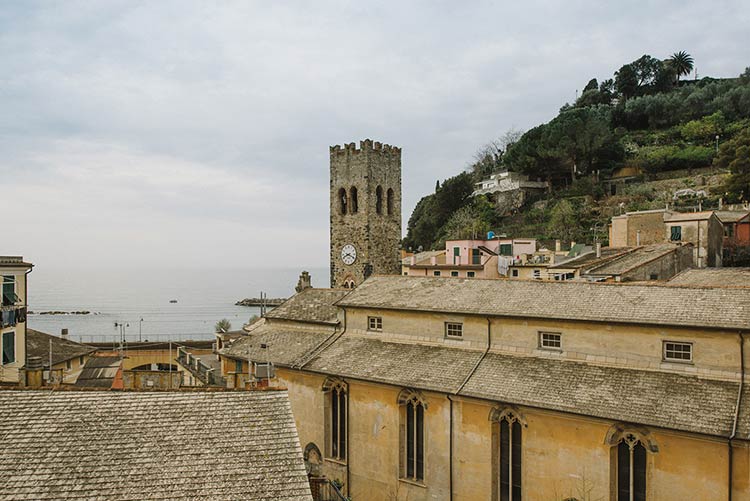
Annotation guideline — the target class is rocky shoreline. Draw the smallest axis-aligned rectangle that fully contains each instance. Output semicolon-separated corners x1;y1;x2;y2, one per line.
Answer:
29;311;96;315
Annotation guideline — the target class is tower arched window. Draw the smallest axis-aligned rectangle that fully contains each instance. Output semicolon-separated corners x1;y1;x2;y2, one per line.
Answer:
398;389;426;483
350;187;358;213
491;407;525;501
323;378;347;461
606;426;657;501
339;188;347;215
387;188;394;215
376;186;383;215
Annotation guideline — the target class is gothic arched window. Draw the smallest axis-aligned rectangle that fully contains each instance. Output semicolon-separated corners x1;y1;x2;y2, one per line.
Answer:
323;378;347;461
606;426;657;501
339;188;348;215
491;407;525;501
350;187;358;213
376;186;383;214
398;389;427;482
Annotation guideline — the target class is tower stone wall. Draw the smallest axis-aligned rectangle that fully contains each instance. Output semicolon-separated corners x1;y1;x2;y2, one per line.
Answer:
330;139;402;288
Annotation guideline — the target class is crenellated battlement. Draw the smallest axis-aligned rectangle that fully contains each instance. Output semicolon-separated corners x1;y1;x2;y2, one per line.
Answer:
329;139;401;156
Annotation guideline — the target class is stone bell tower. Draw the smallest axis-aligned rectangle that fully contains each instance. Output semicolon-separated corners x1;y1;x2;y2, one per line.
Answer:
329;139;402;288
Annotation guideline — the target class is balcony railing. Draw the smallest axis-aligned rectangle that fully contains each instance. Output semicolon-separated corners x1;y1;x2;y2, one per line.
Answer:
309;478;347;501
176;346;225;387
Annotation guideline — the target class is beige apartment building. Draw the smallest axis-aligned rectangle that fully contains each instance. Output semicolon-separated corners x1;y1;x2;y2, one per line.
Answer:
219;276;750;501
0;256;32;384
610;209;724;267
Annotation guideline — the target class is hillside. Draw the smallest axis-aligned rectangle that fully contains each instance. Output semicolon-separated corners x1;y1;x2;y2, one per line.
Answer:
404;53;750;251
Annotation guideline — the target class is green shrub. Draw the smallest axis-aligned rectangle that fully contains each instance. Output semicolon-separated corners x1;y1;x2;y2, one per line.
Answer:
680;112;725;142
633;145;714;173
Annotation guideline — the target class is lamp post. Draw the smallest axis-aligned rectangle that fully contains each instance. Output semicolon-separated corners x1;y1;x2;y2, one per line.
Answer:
139;318;143;342
114;322;129;361
716;135;720;154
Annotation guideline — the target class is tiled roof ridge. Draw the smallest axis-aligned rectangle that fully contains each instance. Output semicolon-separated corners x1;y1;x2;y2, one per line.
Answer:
1;385;289;393
354;272;748;291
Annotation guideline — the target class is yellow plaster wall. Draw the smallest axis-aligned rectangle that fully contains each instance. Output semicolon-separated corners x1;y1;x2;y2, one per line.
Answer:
272;367;748;500
344;308;741;377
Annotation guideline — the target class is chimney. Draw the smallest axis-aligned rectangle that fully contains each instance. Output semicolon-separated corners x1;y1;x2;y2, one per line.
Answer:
555;240;561;253
596;242;602;258
61;328;68;340
26;356;44;387
295;271;312;293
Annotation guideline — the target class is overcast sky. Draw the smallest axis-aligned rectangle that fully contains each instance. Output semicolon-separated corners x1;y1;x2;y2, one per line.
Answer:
2;1;748;269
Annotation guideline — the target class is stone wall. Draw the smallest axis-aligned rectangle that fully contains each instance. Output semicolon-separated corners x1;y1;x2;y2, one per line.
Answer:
330;139;402;288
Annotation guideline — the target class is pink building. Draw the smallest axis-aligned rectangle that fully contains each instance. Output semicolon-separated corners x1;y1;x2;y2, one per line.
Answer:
402;238;537;279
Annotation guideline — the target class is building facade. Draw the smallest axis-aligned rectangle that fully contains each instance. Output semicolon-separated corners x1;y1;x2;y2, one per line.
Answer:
610;209;724;268
0;256;32;384
330;139;402;288
219;276;750;500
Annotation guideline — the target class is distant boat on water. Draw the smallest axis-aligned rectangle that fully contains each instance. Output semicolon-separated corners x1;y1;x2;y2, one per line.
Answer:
169;299;178;304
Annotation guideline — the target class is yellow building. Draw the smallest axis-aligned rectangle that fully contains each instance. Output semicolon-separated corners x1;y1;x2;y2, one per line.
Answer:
0;256;32;384
25;328;96;384
220;276;750;500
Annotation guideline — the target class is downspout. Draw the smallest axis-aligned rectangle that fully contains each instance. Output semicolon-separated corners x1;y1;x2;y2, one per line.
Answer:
344;374;352;499
447;394;454;501
448;318;492;501
728;332;745;501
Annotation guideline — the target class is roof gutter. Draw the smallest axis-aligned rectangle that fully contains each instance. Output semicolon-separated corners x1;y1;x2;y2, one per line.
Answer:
728;331;745;501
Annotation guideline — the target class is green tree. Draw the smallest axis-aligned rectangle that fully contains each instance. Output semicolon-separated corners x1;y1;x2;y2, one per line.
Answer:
668;51;694;82
715;129;750;202
615;64;639;99
215;319;232;333
547;199;578;241
545;107;612;179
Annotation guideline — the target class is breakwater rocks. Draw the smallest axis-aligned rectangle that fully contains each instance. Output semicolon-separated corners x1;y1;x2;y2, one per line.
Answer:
29;311;96;315
235;297;286;307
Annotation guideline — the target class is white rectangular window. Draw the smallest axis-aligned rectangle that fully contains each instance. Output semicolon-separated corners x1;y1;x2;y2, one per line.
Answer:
539;332;562;350
445;322;463;338
663;341;692;362
368;316;382;331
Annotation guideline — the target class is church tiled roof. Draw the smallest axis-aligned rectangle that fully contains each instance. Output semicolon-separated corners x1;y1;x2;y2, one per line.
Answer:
221;323;337;368
265;288;348;325
0;389;312;500
336;275;750;330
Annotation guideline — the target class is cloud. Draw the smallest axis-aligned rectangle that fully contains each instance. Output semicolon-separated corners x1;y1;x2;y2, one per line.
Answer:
1;0;748;268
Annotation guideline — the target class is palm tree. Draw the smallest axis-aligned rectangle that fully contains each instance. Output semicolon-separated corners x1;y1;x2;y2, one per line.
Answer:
669;51;694;82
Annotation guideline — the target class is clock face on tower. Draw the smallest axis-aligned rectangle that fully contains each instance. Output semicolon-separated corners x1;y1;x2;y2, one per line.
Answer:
341;244;357;265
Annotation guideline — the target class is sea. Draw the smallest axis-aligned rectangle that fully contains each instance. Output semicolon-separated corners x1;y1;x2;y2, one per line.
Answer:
26;266;328;344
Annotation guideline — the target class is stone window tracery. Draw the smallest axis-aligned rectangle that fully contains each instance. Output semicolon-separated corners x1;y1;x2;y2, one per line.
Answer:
490;407;525;501
323;378;347;461
398;389;427;483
